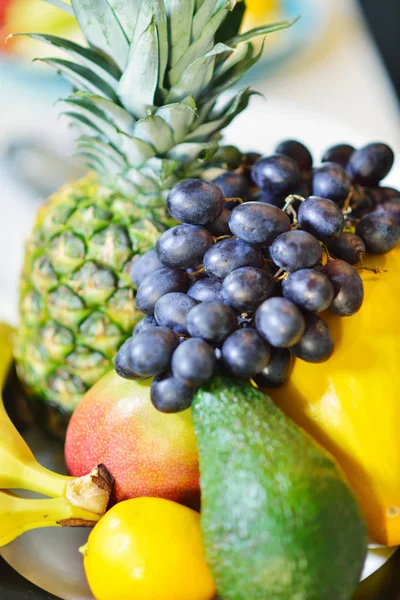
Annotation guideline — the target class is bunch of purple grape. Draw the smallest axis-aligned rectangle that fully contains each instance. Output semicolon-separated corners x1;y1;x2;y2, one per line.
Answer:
115;140;400;413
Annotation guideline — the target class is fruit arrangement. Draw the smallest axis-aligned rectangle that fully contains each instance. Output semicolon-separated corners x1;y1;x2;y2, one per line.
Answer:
114;141;399;412
2;1;400;599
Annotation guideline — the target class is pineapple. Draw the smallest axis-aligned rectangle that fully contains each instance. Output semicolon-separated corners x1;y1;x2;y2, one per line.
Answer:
14;0;297;432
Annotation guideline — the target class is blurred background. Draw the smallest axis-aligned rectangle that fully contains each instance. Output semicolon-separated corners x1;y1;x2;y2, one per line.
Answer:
1;0;399;324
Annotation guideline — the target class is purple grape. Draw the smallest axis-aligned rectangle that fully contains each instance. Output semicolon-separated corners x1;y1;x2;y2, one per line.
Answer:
167;179;224;225
312;162;351;204
275;140;313;171
370;186;400;204
347;143;394;186
327;232;366;265
151;372;195;413
136;267;189;315
322;144;355;168
270;230;322;272
207;208;231;236
282;269;334;313
356;212;399;254
253;347;292;388
130;249;163;288
290;312;334;363
204;237;263;281
258;192;286;209
156;224;214;269
252;154;301;196
224;198;243;211
255;297;305;348
213;171;250;200
133;316;157;335
243;152;262;183
115;328;179;380
171;338;216;385
221;267;275;313
373;201;400;225
350;187;377;218
222;328;271;378
229;201;291;246
322;260;364;316
188;278;222;303
186;301;237;344
154;292;198;334
298;196;344;242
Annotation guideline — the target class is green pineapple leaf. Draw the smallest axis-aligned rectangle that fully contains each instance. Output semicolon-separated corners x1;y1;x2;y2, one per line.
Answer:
168;0;234;85
68;92;136;133
214;0;245;43
192;0;222;40
164;0;195;67
166;42;233;103
155;96;197;143
35;58;118;100
16;33;121;86
116;132;156;168
133;115;175;154
70;0;129;70
227;14;301;46
107;0;143;41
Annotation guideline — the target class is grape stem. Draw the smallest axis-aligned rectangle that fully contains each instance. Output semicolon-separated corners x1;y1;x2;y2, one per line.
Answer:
356;256;388;275
188;266;205;278
321;244;333;262
282;194;305;212
282;194;305;226
274;268;289;282
341;187;354;214
355;265;388;275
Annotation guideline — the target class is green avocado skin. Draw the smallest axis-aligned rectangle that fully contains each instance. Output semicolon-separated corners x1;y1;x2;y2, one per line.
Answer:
192;376;367;600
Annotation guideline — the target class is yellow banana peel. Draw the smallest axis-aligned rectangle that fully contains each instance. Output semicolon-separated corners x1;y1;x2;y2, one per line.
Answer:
0;490;103;548
0;322;113;547
270;247;400;547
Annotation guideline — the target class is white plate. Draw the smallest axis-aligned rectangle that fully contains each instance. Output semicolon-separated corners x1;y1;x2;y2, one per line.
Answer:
0;426;397;600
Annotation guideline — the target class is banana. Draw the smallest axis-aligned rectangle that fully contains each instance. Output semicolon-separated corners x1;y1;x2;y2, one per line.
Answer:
0;490;100;548
0;322;114;544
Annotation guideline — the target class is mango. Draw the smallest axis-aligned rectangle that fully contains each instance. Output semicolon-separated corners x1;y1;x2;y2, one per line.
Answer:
270;247;400;546
65;371;200;508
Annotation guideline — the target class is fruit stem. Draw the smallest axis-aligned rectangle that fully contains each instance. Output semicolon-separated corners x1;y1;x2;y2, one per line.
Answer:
188;266;205;278
355;265;388;275
273;268;288;281
79;543;89;557
66;464;114;516
0;492;100;548
282;194;304;212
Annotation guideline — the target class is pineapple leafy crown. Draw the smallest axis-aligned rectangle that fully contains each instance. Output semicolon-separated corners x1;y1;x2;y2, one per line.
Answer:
20;0;298;204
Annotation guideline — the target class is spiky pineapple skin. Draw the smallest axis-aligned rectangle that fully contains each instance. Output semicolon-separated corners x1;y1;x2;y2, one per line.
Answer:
14;174;167;427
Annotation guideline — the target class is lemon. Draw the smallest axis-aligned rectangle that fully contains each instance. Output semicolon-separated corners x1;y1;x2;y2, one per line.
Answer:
82;497;216;600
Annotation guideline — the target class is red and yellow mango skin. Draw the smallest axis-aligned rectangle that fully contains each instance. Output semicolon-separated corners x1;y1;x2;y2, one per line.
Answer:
65;371;200;509
269;247;400;547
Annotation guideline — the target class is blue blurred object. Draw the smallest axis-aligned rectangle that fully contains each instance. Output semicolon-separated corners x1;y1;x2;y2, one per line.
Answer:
0;55;71;100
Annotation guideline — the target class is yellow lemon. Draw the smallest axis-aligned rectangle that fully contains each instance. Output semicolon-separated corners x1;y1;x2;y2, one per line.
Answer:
270;247;400;546
82;497;216;600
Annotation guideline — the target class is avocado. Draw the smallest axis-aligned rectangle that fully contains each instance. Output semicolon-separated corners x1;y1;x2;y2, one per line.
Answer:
192;376;367;600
